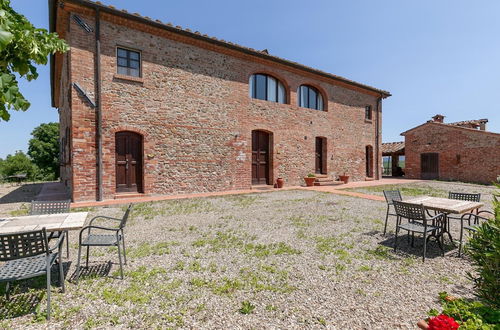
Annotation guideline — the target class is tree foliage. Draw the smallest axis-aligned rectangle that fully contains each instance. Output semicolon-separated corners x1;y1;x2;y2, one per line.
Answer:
0;0;68;121
28;122;59;180
0;150;38;179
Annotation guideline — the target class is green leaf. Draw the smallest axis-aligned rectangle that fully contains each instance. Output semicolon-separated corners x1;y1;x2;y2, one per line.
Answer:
0;30;13;47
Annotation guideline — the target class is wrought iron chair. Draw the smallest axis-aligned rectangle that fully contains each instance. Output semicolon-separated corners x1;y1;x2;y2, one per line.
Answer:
393;201;446;262
30;200;71;258
0;228;65;320
458;210;494;257
382;190;402;235
75;204;133;283
447;192;481;217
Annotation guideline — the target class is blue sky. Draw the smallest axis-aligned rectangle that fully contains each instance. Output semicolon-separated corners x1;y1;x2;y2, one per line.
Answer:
1;0;499;158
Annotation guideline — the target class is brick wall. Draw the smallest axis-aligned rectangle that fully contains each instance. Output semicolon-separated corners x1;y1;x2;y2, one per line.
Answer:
55;3;385;201
404;123;500;184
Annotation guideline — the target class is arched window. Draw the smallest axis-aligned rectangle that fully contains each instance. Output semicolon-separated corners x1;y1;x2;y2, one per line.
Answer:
249;74;286;104
298;85;324;110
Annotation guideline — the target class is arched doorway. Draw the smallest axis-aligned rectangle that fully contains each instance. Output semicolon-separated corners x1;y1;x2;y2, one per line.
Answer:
365;145;374;178
115;131;143;193
252;130;272;185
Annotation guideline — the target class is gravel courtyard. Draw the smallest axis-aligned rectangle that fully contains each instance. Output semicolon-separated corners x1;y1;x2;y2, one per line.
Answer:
0;181;495;329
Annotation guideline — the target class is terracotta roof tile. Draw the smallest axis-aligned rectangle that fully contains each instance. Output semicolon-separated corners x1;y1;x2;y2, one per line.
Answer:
382;142;405;154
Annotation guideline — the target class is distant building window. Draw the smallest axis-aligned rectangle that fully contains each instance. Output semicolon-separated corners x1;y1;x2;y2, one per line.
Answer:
365;105;372;120
117;47;141;77
249;74;286;103
298;85;324;110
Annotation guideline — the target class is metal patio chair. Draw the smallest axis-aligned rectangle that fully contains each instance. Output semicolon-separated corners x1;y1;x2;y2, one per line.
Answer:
0;228;65;320
393;200;446;262
458;210;494;257
448;192;481;216
30;200;71;258
75;204;133;283
382;190;402;235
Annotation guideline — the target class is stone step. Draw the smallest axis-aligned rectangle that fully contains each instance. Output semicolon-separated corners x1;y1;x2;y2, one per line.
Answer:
314;174;329;179
315;177;334;182
314;180;344;186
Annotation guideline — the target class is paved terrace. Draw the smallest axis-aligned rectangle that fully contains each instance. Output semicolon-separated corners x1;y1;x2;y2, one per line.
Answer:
38;178;422;208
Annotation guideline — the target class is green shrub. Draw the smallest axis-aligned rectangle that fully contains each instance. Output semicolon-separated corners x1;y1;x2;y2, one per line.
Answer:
428;292;499;329
465;184;500;308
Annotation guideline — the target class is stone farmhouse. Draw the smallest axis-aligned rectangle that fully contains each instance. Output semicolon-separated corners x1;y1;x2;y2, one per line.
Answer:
49;0;390;202
385;115;499;184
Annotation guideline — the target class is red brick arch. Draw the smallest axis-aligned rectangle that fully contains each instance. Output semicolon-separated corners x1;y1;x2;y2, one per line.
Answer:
296;83;329;112
248;70;291;104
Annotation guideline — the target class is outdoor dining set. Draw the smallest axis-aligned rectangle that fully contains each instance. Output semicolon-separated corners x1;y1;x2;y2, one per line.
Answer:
382;190;493;262
0;201;132;319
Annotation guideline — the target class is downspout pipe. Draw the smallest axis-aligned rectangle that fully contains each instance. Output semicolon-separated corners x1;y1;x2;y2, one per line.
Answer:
95;8;103;201
375;96;382;180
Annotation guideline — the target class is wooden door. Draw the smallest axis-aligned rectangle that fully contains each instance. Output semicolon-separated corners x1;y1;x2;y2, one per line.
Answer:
421;153;439;180
365;145;373;177
315;137;326;174
116;131;143;193
252;131;269;185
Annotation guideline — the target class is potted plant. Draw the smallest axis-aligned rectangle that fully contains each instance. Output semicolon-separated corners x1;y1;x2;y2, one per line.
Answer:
304;173;316;187
339;172;350;184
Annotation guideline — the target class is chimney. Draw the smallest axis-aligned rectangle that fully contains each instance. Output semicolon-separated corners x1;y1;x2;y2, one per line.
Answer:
432;114;445;123
479;119;488;131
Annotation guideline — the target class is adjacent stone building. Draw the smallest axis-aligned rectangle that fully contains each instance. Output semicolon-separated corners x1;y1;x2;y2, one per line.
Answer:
402;115;500;184
49;0;390;202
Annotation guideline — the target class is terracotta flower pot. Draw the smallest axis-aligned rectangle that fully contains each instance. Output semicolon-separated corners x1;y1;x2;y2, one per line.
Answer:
304;177;316;187
417;320;429;329
276;178;284;188
339;175;350;184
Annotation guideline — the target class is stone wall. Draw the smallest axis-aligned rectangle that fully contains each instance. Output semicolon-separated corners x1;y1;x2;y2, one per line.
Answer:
404;123;500;184
55;3;385;201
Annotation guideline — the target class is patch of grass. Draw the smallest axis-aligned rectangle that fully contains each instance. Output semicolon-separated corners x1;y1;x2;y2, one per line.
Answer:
128;241;179;258
239;301;255;314
289;215;309;228
128;198;217;220
126;266;167;283
71;207;95;213
224;194;259;208
213;277;244;295
102;283;152;306
365;246;395;260
266;304;278;312
173;260;185;271
314;235;352;255
192;230;247;251
188;261;203;272
358;265;373;272
9;203;29;216
243;242;301;258
164;314;184;327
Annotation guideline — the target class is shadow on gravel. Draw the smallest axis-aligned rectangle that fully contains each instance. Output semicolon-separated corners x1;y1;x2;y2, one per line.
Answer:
0;183;44;204
377;234;455;260
69;261;112;282
0;262;70;319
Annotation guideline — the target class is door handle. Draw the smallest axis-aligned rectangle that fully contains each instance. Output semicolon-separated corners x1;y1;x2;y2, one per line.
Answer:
125;159;129;170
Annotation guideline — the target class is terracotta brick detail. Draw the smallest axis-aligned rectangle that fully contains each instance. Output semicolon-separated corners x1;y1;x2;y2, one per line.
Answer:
403;123;500;184
54;2;387;202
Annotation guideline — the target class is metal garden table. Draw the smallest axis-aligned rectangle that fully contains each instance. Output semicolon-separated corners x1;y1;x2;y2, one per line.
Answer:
403;196;483;243
0;212;88;234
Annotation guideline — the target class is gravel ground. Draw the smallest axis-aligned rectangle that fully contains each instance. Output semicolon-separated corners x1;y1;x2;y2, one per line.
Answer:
0;181;493;329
